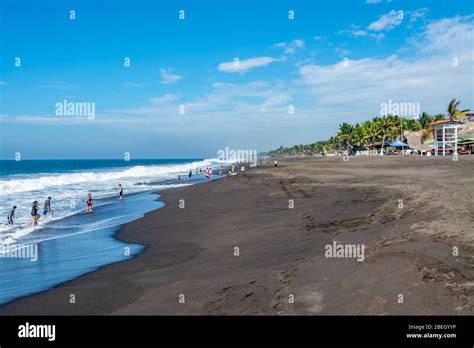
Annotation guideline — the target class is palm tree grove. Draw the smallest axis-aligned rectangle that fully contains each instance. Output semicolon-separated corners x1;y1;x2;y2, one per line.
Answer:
269;98;470;157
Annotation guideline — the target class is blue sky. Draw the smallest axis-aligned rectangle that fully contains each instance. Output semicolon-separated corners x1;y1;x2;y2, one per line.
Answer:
0;0;473;159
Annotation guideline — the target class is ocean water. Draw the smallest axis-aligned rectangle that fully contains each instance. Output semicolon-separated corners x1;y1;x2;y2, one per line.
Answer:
0;158;229;306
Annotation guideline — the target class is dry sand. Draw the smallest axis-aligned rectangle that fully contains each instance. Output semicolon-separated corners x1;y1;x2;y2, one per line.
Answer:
1;156;473;315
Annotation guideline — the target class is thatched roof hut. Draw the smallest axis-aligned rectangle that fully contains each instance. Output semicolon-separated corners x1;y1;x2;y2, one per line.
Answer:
460;121;474;137
404;130;433;152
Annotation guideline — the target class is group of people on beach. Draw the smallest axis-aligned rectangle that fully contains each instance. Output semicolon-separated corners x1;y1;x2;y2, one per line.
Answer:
6;184;125;227
7;197;54;227
6;161;265;227
6;161;260;227
178;166;227;181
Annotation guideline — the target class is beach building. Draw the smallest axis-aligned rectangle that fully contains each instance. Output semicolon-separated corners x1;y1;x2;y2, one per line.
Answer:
458;121;474;154
429;120;465;156
404;130;434;155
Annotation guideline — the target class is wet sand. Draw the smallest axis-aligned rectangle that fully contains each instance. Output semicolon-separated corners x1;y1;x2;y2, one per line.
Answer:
1;156;473;315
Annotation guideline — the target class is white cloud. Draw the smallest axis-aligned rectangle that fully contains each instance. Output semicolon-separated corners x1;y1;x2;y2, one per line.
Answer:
409;8;428;25
335;47;353;57
338;25;385;41
273;39;305;54
103;80;293;121
298;16;474;121
368;10;404;31
160;68;182;85
0;113;171;127
411;15;474;53
124;82;144;88
218;56;284;73
341;8;426;40
99;94;182;120
188;81;293;115
149;94;181;106
38;81;80;89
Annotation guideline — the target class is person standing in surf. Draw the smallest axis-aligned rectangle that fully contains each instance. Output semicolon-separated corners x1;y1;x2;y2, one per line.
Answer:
31;201;41;226
118;184;123;200
43;197;53;216
188;170;192;179
7;206;16;225
86;194;93;212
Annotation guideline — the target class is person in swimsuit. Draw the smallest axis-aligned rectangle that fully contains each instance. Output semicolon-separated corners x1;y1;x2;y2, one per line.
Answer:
118;184;123;200
188;170;192;179
31;201;41;226
7;206;16;225
43;197;53;216
86;194;93;212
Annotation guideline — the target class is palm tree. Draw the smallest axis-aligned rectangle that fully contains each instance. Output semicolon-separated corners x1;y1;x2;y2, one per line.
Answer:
351;123;367;149
312;141;327;155
268;100;472;157
447;98;470;121
327;136;341;153
402;118;422;132
418;112;432;129
374;116;398;155
336;123;354;150
362;120;378;154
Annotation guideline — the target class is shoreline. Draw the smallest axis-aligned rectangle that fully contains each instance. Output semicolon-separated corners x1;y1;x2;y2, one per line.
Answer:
0;164;236;307
0;166;233;307
0;156;472;315
0;191;164;307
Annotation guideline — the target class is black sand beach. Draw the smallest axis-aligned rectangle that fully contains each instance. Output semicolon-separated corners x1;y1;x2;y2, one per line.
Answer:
1;156;473;315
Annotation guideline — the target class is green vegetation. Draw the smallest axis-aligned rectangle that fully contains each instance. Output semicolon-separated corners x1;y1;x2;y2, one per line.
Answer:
447;98;470;121
269;98;469;157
